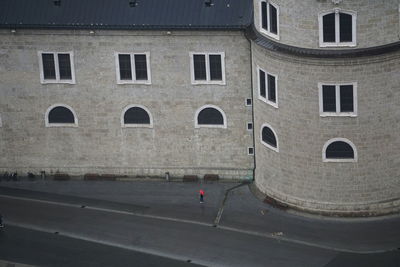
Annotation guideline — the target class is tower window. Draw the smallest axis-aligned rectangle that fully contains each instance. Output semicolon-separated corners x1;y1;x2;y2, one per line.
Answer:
323;138;357;162
319;83;357;117
260;123;279;152
258;67;278;108
319;10;356;47
260;0;279;40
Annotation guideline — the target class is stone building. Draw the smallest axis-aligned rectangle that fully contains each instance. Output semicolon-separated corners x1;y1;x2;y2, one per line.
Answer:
0;0;399;216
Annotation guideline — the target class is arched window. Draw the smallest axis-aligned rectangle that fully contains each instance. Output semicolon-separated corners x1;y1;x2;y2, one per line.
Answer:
323;138;357;162
121;105;153;128
45;104;78;127
260;123;278;152
195;105;227;128
319;9;356;47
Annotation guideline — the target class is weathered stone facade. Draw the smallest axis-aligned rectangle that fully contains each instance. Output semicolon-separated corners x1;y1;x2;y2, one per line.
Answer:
1;0;400;215
0;29;254;179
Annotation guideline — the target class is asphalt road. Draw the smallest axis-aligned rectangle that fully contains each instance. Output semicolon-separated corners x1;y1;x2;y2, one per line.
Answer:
0;181;400;267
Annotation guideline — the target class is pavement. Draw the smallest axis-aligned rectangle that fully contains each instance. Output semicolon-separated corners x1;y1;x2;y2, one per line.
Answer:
0;178;400;266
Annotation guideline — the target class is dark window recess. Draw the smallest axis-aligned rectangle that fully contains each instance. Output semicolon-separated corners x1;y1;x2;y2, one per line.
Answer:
340;13;352;42
48;106;75;124
42;54;56;79
247;123;253;130
246;98;252;106
134;54;148;80
124;107;150;124
340;85;354;112
198;108;224;125
209;55;222;81
323;13;336;43
118;54;132;80
326;141;354;159
261;2;268;30
259;70;266;98
58;54;72;80
248;147;254;155
269;4;278;34
267;74;276;102
322;85;336;112
193;55;206;80
262;127;277;148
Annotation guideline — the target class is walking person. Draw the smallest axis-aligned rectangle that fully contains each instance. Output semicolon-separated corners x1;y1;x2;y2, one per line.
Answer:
199;189;205;203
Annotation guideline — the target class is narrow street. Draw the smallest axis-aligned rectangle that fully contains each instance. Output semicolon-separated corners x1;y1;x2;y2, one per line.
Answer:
0;180;399;267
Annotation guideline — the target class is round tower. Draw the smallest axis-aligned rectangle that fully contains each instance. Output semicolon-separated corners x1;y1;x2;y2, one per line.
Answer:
250;0;400;215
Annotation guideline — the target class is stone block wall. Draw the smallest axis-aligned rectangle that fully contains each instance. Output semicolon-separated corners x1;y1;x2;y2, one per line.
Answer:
0;29;254;179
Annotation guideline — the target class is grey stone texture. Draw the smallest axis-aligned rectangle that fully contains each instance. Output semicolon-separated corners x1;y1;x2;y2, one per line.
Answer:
252;42;400;214
0;29;254;180
253;0;400;49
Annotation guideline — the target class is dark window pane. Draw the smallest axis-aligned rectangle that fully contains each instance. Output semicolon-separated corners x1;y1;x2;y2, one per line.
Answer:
124;107;150;124
340;13;352;42
261;2;268;30
323;13;336;42
134;54;148;80
340;85;354;112
326;141;354;159
193;55;206;80
259;70;266;98
209;55;222;81
322;85;336;112
262;126;277;148
118;54;132;80
267;74;276;102
198;108;224;125
269;4;278;34
42;53;56;79
48;106;75;124
58;54;72;80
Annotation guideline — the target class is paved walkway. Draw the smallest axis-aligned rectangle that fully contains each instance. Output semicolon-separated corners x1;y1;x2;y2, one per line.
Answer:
0;179;399;253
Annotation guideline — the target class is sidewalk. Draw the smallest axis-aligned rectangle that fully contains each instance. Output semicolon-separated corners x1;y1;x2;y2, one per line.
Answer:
1;179;400;253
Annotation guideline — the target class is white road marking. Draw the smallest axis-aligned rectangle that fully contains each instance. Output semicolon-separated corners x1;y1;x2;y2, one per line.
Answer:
0;194;389;254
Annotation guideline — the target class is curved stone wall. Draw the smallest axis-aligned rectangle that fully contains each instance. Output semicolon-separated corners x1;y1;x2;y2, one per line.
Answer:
252;43;400;215
253;0;399;49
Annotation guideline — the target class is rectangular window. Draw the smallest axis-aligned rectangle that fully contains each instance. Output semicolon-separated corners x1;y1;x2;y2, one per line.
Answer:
39;51;75;84
320;11;356;47
260;1;279;39
319;83;357;116
258;66;278;108
116;52;151;84
190;52;225;85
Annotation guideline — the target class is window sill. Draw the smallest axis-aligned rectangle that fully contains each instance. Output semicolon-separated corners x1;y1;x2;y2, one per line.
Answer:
45;123;78;128
191;81;226;86
117;80;151;85
320;113;357;117
195;124;227;129
122;124;153;128
259;29;280;41
323;158;357;163
260;141;279;152
41;80;76;85
258;97;278;109
319;42;357;48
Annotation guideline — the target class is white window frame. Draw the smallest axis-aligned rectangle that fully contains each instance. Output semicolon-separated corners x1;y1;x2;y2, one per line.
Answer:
45;104;78;128
121;104;153;128
189;52;226;85
322;138;358;163
115;52;152;85
38;51;76;84
195;104;227;129
260;123;279;152
318;9;357;47
257;66;278;108
318;82;357;117
259;0;280;40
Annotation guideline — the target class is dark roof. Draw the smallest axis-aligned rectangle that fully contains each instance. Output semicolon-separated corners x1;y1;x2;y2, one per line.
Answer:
0;0;253;30
245;25;400;59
